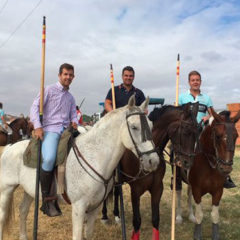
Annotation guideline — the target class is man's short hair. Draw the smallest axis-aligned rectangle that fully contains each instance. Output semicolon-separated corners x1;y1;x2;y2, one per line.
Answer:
0;102;2;109
59;63;74;75
188;70;201;81
122;66;135;77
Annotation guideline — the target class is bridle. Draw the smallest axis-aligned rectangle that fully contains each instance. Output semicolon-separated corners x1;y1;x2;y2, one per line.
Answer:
205;122;235;173
126;111;157;158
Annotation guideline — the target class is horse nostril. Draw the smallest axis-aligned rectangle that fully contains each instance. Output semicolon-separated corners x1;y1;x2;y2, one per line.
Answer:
149;159;152;165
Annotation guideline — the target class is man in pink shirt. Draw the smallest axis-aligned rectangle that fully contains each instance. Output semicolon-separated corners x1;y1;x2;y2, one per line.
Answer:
30;63;78;217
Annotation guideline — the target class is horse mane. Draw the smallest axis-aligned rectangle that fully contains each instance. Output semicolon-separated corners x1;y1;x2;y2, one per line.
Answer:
9;118;20;126
148;105;183;122
219;110;231;122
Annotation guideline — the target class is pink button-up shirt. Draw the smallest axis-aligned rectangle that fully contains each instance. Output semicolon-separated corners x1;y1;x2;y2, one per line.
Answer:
30;81;78;134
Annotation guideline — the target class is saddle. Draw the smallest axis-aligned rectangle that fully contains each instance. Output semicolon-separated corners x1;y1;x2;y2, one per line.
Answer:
23;127;79;201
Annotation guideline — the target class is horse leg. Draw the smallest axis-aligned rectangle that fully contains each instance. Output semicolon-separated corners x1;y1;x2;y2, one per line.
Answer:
211;190;222;240
72;201;86;240
150;181;163;240
211;205;220;240
101;200;109;224
19;191;33;240
131;190;141;240
176;190;183;224
187;185;196;223
175;166;183;224
113;186;121;223
0;185;16;240
194;202;203;240
84;208;99;240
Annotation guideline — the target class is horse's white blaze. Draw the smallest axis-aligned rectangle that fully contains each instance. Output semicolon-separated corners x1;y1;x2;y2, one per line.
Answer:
211;205;219;224
0;97;159;240
195;203;203;224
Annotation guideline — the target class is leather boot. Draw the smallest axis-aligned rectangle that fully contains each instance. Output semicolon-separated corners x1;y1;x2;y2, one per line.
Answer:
40;168;62;217
223;175;236;189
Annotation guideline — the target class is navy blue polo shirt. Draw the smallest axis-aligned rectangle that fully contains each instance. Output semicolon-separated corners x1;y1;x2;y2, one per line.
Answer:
105;84;145;108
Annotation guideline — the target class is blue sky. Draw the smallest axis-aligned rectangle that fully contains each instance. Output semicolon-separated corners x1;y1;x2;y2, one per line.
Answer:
0;0;239;116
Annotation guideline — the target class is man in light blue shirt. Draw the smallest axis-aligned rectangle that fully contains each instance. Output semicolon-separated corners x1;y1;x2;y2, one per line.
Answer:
179;70;213;124
30;63;78;217
179;70;235;189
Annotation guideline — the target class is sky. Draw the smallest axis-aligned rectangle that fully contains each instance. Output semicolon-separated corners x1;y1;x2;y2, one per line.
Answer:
0;0;240;116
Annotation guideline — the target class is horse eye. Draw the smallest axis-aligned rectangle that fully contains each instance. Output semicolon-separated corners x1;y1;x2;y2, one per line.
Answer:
131;126;138;130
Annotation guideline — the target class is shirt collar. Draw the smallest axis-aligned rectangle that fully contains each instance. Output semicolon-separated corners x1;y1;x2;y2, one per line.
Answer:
120;83;135;92
57;81;69;92
187;89;202;96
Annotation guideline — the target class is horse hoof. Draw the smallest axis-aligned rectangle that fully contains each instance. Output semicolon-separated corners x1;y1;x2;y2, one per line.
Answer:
115;216;121;224
189;214;196;223
194;223;202;240
176;215;183;224
212;223;220;240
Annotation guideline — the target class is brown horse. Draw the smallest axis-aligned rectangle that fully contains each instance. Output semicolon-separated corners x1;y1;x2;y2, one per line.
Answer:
189;109;240;240
101;102;199;240
0;117;29;146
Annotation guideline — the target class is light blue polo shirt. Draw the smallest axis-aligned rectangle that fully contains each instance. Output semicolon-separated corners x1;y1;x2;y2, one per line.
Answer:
0;109;4;125
179;90;213;123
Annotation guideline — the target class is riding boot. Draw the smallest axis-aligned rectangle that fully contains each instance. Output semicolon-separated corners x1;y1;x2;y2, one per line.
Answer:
40;168;62;217
223;175;236;189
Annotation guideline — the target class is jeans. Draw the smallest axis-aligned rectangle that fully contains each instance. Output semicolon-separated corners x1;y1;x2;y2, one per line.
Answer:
42;131;61;171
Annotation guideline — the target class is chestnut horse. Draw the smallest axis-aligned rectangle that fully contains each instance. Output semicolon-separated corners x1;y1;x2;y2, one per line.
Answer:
0;117;29;146
189;109;240;240
101;102;199;240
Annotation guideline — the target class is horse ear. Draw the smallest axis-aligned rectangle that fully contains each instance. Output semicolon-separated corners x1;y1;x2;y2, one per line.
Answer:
231;110;240;123
139;96;149;112
191;102;199;119
128;95;136;108
211;107;222;123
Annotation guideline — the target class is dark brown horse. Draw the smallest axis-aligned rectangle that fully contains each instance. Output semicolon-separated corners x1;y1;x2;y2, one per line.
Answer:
101;102;199;240
0;117;29;146
189;109;240;240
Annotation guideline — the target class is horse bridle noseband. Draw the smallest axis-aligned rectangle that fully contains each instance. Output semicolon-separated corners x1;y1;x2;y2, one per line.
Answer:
126;111;157;158
206;122;235;170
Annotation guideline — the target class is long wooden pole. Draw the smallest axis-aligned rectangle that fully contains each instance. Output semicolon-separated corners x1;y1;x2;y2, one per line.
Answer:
110;64;116;110
33;16;46;240
171;53;180;240
110;64;126;240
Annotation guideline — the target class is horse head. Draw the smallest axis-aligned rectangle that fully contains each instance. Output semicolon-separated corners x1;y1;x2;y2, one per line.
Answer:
205;108;240;175
120;96;159;172
169;102;199;170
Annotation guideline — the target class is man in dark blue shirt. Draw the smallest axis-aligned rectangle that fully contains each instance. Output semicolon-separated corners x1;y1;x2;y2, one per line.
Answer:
105;66;145;112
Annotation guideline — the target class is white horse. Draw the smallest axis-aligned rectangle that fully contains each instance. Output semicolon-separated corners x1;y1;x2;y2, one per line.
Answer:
0;96;159;240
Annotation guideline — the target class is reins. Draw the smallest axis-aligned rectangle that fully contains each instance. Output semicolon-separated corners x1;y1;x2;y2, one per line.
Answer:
72;139;113;213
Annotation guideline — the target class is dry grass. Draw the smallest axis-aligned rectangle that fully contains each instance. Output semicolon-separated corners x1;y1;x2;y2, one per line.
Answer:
3;147;240;240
